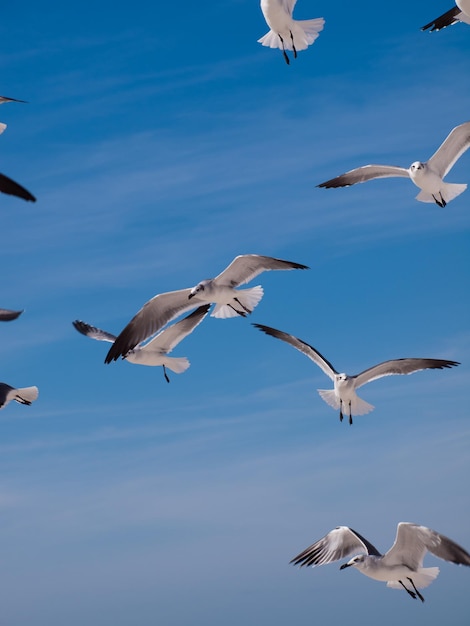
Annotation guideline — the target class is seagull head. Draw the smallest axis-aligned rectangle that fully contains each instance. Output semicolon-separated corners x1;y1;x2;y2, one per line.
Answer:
340;555;365;570
410;161;425;172
189;280;209;300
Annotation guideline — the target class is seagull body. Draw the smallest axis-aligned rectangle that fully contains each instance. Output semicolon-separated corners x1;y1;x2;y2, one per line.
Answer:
291;523;470;601
253;324;459;424
74;305;210;382
422;0;470;31
105;255;309;364
258;0;324;64
0;383;38;409
0;308;23;321
317;121;470;207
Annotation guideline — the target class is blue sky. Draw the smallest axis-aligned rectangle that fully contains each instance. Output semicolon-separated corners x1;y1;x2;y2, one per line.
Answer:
0;1;469;624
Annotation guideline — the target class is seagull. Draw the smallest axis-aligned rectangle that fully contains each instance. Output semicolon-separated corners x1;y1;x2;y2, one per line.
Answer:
0;308;23;321
421;1;470;31
104;254;309;364
0;382;38;410
253;324;459;424
317;120;470;207
73;304;210;382
0;172;36;202
290;523;470;602
258;0;325;65
0;95;27;131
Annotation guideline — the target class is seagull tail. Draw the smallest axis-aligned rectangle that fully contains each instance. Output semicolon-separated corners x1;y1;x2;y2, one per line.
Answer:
317;390;374;415
387;567;439;590
258;18;324;51
211;286;264;319
317;389;340;410
0;122;6;134
14;386;39;406
416;183;467;206
162;356;191;374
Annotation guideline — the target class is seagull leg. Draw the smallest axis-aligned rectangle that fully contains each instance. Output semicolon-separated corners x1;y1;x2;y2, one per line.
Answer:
432;193;445;208
339;400;344;422
228;303;247;317
278;34;290;65
407;577;424;603
233;297;251;315
439;192;446;208
163;365;170;383
348;401;353;425
289;31;297;58
398;580;417;600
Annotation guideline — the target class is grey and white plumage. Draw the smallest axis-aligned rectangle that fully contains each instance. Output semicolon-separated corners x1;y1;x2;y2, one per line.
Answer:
73;305;210;382
422;0;470;31
258;0;324;65
291;523;470;601
253;324;459;424
0;308;23;321
0;382;38;409
104;255;309;364
317;121;470;207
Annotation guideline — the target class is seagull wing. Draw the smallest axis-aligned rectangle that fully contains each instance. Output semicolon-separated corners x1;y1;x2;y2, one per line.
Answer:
214;254;308;287
291;526;381;568
253;324;338;381
317;164;409;188
382;522;470;570
0;383;14;408
0;173;36;202
141;304;210;354
427;121;470;178
104;288;197;363
353;358;460;389
421;7;461;31
0;95;27;104
73;320;117;343
0;308;23;321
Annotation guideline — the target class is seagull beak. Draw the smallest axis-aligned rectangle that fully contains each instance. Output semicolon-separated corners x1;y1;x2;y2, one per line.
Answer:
188;292;195;300
340;562;351;570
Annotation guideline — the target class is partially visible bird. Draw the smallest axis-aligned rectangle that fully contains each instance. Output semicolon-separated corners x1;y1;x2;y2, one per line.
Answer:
0;172;36;202
0;382;38;409
317;121;470;207
421;0;470;31
0;308;23;321
258;0;324;65
253;324;459;424
0;95;27;134
73;305;210;382
291;523;470;602
104;254;309;363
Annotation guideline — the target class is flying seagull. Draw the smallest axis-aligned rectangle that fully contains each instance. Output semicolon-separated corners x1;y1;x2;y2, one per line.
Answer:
0;308;23;321
0;382;38;410
73;304;210;382
317;121;470;207
258;0;324;65
422;1;470;31
253;324;459;424
290;523;470;602
105;254;309;364
0;172;36;202
0;95;27;132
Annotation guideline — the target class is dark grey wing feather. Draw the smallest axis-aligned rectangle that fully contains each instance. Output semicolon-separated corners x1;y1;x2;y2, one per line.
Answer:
290;526;381;568
353;358;459;389
104;288;196;363
0;382;14;408
421;7;461;31
214;254;308;287
0;95;28;104
253;324;338;380
317;164;409;188
0;308;23;321
73;320;117;343
0;173;36;202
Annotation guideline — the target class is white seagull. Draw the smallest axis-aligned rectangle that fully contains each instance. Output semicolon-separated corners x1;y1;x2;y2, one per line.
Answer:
290;523;470;602
253;324;459;424
317;120;470;207
105;255;309;364
0;95;27;133
258;0;325;65
0;382;38;410
0;308;23;321
422;0;470;31
73;304;210;382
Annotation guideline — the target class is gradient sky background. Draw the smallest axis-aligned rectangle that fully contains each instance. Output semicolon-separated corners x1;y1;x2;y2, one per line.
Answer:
0;1;469;624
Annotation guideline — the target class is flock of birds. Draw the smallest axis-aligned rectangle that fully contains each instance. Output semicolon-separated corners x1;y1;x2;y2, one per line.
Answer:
2;0;470;607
